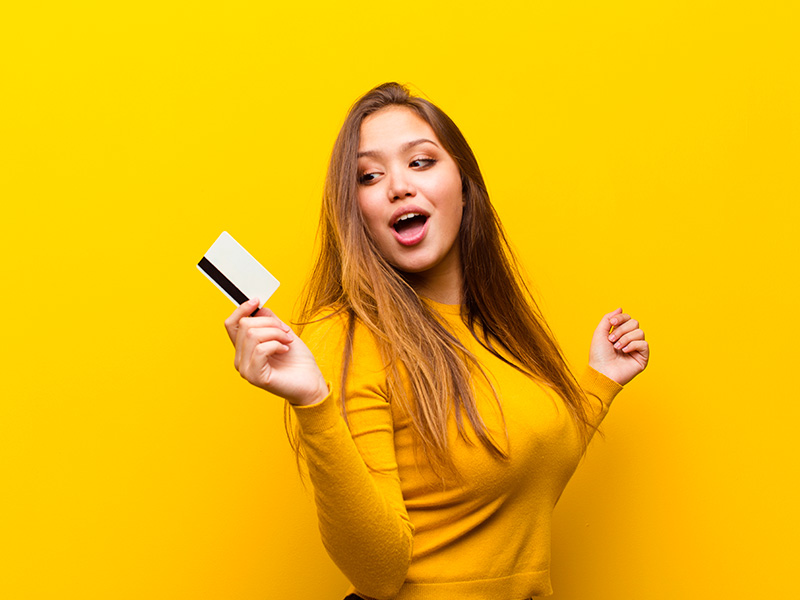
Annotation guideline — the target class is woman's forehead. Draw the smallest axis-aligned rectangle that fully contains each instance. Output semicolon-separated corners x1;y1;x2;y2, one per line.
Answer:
358;107;439;155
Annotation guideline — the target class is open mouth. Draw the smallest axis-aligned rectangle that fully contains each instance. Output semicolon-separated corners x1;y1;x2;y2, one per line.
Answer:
393;213;428;236
390;208;430;246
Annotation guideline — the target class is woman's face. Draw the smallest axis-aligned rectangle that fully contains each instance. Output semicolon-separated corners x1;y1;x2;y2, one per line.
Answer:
356;106;464;282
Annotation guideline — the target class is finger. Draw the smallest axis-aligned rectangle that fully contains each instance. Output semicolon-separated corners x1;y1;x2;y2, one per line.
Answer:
243;326;294;346
595;307;623;335
231;297;261;322
234;316;284;350
236;325;293;369
613;328;645;350
607;318;640;342
234;315;266;369
253;339;291;359
241;340;291;382
236;327;282;371
609;312;631;329
239;316;290;332
250;306;293;333
225;298;260;342
621;339;649;357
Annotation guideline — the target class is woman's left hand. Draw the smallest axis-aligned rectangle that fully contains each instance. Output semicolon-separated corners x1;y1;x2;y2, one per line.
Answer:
588;308;650;386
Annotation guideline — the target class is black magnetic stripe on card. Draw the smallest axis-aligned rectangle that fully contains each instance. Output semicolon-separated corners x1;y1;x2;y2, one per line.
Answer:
198;256;250;305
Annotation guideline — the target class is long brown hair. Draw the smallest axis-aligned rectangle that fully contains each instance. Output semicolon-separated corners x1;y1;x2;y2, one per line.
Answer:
290;82;597;476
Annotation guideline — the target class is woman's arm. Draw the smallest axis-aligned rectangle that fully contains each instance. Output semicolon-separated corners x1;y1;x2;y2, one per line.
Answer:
224;300;413;599
577;308;649;429
292;390;413;599
578;364;625;431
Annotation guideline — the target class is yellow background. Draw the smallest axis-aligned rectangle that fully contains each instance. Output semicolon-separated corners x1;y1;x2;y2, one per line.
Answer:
2;1;798;598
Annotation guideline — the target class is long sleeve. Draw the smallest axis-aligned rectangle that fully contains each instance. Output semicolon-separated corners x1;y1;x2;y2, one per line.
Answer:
291;314;414;600
578;364;625;429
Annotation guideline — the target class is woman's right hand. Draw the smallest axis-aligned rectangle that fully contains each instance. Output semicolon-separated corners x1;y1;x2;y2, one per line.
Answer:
224;298;328;406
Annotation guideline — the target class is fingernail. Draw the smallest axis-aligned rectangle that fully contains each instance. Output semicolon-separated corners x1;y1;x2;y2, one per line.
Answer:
610;318;618;325
608;334;616;341
614;342;621;349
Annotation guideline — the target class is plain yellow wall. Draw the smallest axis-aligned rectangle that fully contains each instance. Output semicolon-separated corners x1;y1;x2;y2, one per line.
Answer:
2;1;798;598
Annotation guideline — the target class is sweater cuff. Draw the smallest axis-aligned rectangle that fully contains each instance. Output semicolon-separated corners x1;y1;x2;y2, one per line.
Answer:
579;366;624;406
290;384;341;434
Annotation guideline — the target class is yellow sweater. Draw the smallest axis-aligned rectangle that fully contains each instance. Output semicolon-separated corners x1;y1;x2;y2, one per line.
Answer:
292;299;623;600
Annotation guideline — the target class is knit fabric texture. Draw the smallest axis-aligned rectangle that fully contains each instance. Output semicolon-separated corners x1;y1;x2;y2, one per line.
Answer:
292;299;623;600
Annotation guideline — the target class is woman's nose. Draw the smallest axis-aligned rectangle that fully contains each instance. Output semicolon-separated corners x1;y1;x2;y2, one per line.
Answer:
387;171;416;201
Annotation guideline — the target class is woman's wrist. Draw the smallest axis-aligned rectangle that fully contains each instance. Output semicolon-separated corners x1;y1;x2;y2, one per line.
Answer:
288;377;329;407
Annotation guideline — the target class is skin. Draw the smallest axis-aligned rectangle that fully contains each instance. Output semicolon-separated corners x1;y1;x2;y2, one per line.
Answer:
356;107;465;304
224;109;649;404
224;301;328;406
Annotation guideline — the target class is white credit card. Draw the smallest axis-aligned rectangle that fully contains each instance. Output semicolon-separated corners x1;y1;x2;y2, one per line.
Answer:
197;231;280;310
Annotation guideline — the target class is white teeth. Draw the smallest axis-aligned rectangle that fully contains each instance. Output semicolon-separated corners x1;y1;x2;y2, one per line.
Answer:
396;213;420;223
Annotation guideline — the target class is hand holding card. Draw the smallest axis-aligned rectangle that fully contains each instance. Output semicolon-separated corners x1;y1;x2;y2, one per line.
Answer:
222;299;328;406
198;232;326;405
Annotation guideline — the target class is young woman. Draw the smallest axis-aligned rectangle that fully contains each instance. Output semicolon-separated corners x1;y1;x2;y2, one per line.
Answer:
224;83;649;600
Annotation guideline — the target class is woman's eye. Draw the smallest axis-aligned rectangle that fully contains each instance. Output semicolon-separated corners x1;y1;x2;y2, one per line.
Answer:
358;172;379;185
410;158;437;169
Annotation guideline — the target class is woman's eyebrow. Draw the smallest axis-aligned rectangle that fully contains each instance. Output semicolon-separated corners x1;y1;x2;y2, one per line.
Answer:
357;138;439;159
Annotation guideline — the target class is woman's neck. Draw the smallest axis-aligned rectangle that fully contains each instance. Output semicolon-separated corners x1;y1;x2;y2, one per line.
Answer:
404;258;464;305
